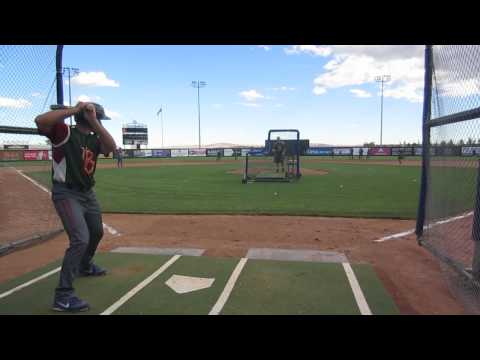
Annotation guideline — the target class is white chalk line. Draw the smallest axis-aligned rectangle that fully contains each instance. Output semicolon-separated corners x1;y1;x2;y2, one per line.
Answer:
101;254;181;315
11;167;121;237
0;267;61;300
209;257;248;315
342;263;372;315
374;211;474;243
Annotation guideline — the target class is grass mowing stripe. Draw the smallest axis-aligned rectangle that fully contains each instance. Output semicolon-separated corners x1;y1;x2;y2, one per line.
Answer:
342;263;372;315
209;258;247;315
0;267;61;300
101;254;181;315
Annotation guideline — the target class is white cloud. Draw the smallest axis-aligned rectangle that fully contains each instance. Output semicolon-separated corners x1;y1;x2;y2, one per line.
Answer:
284;45;332;57
0;97;31;109
71;71;120;87
258;45;271;51
313;87;326;95
350;89;372;98
309;45;425;103
239;89;265;102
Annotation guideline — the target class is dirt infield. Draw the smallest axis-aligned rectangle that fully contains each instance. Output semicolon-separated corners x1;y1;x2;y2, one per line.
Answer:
0;167;61;246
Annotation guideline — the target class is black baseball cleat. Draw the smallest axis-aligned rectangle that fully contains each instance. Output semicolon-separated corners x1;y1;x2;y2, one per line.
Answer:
52;295;90;312
79;263;107;277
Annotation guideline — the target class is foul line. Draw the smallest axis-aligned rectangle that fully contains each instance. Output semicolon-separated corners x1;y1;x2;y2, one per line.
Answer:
209;258;248;315
0;267;61;300
11;167;121;237
100;254;181;315
342;263;372;315
374;211;474;243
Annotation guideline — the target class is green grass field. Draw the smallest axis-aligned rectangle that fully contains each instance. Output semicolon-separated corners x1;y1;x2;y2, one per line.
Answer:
24;158;424;219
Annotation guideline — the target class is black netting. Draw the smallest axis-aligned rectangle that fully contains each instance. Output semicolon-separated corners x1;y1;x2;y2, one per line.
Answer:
421;45;480;312
0;45;62;250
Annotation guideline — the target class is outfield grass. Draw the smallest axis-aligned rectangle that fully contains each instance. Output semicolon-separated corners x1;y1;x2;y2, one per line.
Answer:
26;159;425;218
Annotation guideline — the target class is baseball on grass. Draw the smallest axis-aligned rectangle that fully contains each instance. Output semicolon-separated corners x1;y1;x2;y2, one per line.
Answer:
274;192;278;196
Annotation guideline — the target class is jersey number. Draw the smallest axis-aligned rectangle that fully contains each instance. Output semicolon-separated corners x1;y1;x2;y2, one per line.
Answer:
82;147;96;176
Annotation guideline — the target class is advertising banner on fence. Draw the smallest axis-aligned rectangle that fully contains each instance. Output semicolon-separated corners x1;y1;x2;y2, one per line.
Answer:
152;149;171;157
462;146;480;156
415;147;422;155
241;148;251;156
352;147;369;156
0;150;23;161
207;149;223;157
368;147;392;156
305;147;333;156
188;148;206;157
134;150;147;157
122;150;133;158
171;149;189;157
24;150;49;160
436;146;461;156
224;149;234;156
249;148;266;156
333;148;352;156
391;147;414;156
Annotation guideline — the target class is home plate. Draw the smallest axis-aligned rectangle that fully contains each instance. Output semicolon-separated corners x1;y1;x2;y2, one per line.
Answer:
165;275;215;294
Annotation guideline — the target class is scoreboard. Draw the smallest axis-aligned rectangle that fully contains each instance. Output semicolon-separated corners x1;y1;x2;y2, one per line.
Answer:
122;122;148;146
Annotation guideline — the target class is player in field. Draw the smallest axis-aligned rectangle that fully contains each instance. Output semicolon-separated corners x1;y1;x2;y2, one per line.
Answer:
35;102;116;312
272;136;286;173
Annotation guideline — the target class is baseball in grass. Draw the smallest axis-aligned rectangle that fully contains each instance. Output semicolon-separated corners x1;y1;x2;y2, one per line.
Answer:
274;192;278;196
340;185;344;189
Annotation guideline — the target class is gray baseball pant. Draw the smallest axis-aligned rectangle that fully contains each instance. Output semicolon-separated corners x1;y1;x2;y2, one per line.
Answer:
51;183;104;300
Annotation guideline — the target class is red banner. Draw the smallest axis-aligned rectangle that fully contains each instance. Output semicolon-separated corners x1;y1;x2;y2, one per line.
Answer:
23;150;49;160
368;147;392;156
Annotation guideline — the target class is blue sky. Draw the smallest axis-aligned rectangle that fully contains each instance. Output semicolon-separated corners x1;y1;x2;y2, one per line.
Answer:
59;45;424;147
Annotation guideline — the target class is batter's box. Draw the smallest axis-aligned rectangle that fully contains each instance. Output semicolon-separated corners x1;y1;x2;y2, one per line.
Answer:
246;248;348;263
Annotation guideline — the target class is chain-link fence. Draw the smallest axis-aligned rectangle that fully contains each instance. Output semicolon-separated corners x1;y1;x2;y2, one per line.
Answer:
0;45;63;253
417;45;480;313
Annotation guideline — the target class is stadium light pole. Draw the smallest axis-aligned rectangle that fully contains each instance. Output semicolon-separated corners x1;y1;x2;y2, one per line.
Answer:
63;67;80;125
157;106;164;147
375;74;391;145
191;81;207;148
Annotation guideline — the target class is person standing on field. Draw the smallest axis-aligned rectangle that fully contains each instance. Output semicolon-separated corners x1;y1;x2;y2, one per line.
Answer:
116;147;124;168
35;102;116;312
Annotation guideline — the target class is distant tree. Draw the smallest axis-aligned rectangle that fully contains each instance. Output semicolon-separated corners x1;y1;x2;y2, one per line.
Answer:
363;142;375;147
458;139;465;146
467;137;474;145
447;139;455;146
440;140;447;146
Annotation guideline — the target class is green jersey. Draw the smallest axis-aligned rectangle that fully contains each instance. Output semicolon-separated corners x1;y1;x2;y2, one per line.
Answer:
46;123;101;190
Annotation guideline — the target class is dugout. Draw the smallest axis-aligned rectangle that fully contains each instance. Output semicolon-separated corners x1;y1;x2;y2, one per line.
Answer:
242;129;304;183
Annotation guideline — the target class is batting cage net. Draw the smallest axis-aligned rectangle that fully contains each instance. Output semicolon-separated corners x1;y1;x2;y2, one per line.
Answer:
416;45;480;313
242;130;301;183
0;45;63;254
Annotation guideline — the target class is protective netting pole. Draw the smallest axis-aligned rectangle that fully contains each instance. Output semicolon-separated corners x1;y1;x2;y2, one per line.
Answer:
416;45;433;239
